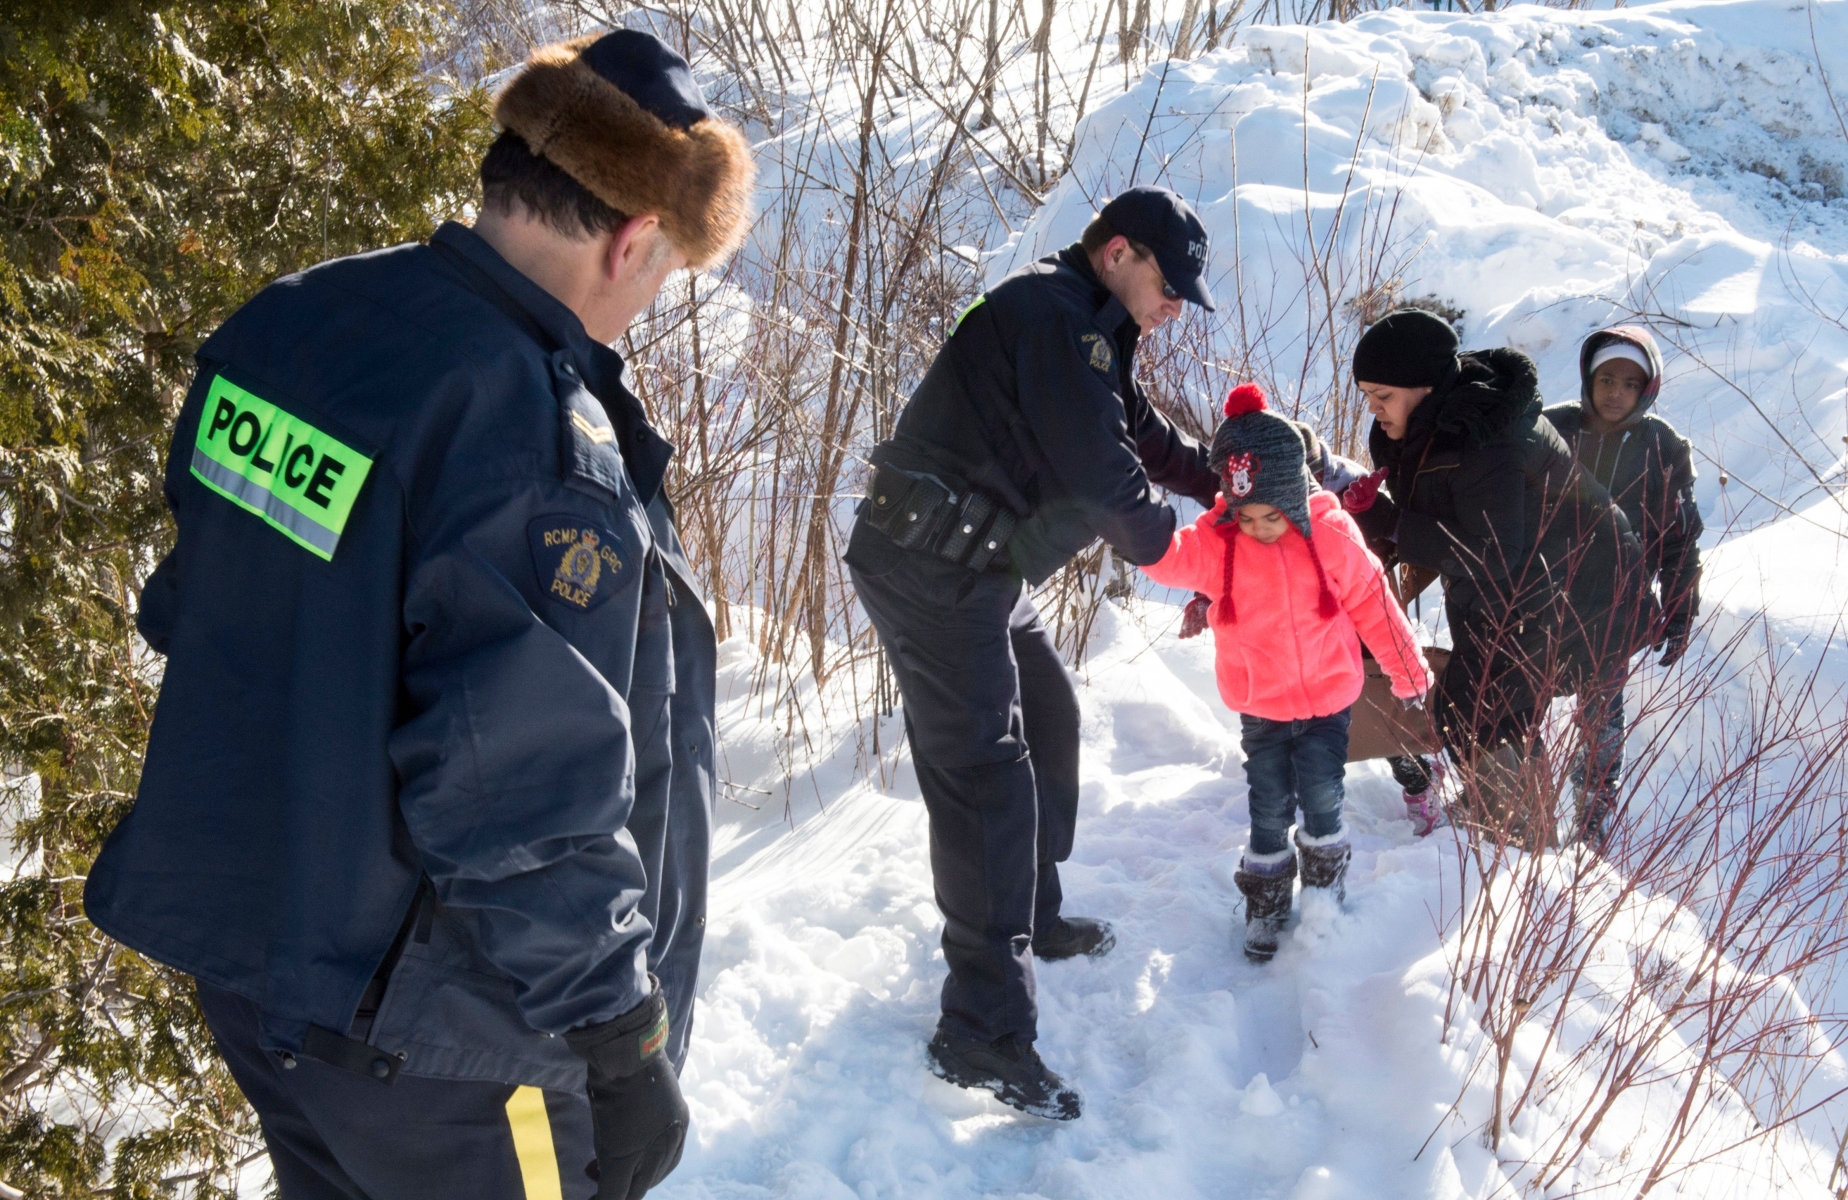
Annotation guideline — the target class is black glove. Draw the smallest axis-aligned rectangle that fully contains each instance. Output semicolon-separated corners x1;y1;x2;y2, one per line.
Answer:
1179;594;1211;639
1653;618;1691;668
566;981;688;1200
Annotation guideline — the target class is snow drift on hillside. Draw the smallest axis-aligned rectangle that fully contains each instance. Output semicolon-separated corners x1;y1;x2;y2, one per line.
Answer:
999;0;1848;535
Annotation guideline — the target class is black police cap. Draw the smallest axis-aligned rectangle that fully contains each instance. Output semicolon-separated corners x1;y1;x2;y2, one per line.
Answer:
1100;186;1215;311
578;29;712;131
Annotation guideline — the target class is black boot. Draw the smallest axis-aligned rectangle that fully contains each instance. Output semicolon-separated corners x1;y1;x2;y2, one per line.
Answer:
1294;828;1351;904
1232;854;1296;963
926;1030;1082;1120
1032;917;1116;961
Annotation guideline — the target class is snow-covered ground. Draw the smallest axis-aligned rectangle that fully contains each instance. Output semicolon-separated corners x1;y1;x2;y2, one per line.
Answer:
657;1;1848;1197
673;604;1840;1200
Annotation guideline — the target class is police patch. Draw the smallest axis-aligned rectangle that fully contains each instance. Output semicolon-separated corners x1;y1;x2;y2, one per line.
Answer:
1080;332;1114;374
529;516;636;611
191;375;374;561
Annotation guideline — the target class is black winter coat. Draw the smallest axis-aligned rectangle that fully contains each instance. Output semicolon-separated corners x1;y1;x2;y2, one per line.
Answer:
1542;404;1701;633
862;245;1219;584
1369;348;1635;731
85;223;714;1087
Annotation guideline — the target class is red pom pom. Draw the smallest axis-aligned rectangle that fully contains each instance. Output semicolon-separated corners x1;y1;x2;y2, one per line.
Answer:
1223;383;1268;418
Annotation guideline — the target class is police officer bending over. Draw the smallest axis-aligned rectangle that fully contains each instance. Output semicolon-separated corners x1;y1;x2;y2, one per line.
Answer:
846;186;1222;1119
83;32;753;1200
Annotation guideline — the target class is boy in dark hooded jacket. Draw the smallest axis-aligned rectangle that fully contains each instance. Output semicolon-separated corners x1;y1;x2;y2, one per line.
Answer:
1543;326;1703;846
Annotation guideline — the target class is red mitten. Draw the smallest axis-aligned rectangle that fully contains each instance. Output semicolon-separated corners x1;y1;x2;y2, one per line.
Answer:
1179;594;1211;639
1342;467;1387;513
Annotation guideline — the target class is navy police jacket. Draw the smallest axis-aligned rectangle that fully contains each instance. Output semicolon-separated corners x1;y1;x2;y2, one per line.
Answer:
861;244;1219;584
84;223;714;1088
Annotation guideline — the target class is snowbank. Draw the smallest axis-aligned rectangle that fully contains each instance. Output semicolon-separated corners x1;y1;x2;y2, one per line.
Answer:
998;0;1848;532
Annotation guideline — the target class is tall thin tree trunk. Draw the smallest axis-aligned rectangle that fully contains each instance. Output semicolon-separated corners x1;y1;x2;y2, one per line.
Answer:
1035;0;1054;181
978;0;1001;128
1174;0;1202;58
796;28;887;682
1116;0;1145;61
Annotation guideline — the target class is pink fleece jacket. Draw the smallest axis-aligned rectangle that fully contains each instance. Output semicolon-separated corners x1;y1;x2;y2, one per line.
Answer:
1142;490;1433;722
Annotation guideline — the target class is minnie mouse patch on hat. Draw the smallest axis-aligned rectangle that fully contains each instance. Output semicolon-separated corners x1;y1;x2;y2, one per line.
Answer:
1224;451;1259;498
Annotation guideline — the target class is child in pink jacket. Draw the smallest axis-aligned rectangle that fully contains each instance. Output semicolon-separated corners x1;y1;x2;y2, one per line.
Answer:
1142;384;1432;962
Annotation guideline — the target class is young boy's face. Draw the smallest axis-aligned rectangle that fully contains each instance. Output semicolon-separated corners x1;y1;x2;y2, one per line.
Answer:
1236;503;1292;545
1590;357;1649;428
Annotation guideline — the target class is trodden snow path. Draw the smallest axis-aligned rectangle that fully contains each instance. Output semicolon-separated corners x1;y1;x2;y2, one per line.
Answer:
661;603;1839;1200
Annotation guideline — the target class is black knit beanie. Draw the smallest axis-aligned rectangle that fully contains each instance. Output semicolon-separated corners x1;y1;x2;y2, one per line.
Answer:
1352;308;1459;388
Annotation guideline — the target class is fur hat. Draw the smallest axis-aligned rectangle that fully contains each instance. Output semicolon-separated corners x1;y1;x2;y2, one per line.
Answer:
1210;384;1338;619
495;31;755;268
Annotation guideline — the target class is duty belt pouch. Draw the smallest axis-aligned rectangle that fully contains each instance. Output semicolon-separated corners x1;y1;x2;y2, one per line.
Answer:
865;461;955;551
965;507;1017;572
941;491;1018;571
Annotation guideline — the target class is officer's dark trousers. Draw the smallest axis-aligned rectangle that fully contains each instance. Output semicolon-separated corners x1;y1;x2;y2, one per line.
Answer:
197;982;595;1199
849;547;1081;1046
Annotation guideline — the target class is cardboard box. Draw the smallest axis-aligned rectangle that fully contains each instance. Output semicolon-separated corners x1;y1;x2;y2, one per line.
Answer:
1347;648;1450;762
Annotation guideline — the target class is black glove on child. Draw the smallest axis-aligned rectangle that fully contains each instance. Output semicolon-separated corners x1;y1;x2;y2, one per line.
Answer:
565;980;689;1200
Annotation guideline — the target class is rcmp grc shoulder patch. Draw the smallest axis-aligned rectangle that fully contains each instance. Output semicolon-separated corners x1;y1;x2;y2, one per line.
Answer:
1079;331;1114;375
529;516;636;611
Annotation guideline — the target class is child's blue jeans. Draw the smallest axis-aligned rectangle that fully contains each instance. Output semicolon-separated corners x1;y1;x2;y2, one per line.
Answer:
1239;709;1352;856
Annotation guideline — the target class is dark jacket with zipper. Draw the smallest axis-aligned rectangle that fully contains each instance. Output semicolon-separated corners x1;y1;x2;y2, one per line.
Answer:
1542;330;1701;637
1368;347;1636;705
84;222;714;1089
858;244;1220;584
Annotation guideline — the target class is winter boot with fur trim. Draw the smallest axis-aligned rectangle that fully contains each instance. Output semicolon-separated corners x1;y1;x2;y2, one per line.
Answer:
1233;851;1297;963
1294;827;1352;904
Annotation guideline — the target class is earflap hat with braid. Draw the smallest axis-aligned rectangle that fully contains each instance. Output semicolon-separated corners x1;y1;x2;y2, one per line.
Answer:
494;29;756;268
1211;384;1338;620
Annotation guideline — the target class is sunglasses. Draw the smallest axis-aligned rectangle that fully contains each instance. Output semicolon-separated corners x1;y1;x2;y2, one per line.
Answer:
1132;245;1182;301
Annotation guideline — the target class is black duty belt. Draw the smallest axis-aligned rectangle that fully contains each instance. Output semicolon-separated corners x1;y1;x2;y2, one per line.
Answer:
863;459;1017;572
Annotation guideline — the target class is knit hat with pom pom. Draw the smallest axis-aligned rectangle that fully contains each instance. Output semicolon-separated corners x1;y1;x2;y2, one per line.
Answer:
1210;384;1318;539
1209;383;1338;620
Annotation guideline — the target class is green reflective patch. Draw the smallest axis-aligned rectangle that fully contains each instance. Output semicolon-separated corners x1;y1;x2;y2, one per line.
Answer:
951;294;987;334
190;375;374;561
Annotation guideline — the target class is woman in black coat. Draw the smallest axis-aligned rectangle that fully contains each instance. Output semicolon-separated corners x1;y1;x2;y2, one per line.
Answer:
1353;309;1634;848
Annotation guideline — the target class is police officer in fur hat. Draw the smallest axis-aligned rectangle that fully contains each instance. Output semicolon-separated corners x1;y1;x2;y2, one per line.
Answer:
845;186;1221;1119
84;30;753;1199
